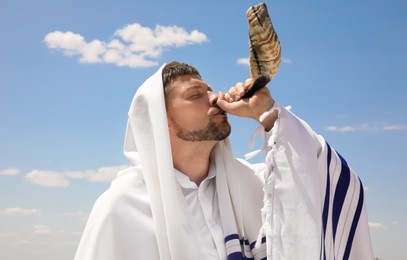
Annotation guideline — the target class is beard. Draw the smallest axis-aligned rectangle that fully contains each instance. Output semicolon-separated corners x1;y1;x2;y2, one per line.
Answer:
171;117;231;142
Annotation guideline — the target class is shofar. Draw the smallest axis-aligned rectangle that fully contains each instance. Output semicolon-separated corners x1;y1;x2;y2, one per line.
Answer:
244;2;282;98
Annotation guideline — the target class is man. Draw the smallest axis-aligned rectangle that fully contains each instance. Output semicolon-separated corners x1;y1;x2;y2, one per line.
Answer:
74;61;373;260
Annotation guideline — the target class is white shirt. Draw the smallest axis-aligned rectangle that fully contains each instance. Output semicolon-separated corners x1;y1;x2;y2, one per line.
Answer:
174;162;226;260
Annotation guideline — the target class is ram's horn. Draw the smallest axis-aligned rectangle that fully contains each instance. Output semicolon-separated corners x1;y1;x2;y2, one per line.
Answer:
244;2;281;98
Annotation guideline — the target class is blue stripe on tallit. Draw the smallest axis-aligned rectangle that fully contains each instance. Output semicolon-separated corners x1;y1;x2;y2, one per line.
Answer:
343;178;364;259
225;234;266;260
332;153;351;240
325;147;366;259
240;238;250;246
320;142;332;260
227;251;244;260
250;236;266;250
225;233;240;243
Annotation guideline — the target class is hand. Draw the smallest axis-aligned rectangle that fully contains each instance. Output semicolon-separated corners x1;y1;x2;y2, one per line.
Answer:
217;79;278;130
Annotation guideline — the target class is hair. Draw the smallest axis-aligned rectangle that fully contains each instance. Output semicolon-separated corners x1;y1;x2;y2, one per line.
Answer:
162;61;201;96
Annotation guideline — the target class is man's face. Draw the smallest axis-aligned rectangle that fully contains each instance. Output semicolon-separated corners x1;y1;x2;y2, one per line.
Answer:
166;74;231;142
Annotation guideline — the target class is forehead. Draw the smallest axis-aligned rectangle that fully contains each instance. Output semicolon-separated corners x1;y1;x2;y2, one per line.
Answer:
167;74;211;94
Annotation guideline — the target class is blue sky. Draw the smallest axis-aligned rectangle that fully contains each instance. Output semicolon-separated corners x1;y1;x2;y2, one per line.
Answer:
0;0;406;259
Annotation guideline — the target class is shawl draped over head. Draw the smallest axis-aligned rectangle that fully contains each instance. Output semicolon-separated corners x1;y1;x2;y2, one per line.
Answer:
122;64;266;259
75;64;373;260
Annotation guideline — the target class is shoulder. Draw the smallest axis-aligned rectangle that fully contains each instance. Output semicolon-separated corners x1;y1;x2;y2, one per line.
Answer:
92;167;151;218
84;167;155;242
75;167;158;259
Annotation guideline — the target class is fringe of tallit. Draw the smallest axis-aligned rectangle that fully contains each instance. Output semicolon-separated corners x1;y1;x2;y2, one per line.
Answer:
245;104;284;259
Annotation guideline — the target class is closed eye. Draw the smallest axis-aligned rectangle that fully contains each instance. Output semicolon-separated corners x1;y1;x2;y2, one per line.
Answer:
184;82;211;99
188;92;204;99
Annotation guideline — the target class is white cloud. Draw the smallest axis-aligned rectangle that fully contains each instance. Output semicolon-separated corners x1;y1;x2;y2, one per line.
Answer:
44;23;208;68
369;222;387;229
0;168;20;176
65;165;128;183
24;170;69;188
392;220;400;225
382;124;407;131
326;123;407;133
63;211;89;221
55;241;80;246
282;58;292;64
237;58;249;66
10;240;35;246
79;39;105;63
326;125;355;132
33;225;52;235
0;207;43;217
0;231;19;238
24;165;128;188
44;31;86;53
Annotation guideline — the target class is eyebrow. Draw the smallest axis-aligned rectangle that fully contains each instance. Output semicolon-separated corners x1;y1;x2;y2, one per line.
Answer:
185;84;212;92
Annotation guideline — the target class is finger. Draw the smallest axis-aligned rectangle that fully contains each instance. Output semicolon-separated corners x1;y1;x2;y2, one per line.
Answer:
236;78;250;97
217;92;232;111
227;86;240;101
231;82;248;101
224;92;233;103
235;83;246;98
217;91;225;102
244;78;252;86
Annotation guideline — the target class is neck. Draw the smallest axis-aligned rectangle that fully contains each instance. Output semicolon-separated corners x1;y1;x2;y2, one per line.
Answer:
171;138;217;186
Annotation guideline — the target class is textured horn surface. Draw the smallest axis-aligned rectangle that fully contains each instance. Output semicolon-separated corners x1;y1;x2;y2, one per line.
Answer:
244;2;281;98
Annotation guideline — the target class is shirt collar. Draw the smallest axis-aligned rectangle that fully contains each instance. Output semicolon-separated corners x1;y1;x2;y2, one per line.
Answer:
174;160;216;189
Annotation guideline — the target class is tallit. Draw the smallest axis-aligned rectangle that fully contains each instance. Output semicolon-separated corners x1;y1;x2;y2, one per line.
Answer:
74;64;373;260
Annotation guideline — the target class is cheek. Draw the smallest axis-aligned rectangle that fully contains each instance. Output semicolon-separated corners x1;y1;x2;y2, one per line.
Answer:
169;106;208;128
167;96;210;125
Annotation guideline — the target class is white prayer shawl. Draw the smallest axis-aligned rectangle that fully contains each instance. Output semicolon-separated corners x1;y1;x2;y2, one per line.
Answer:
74;64;373;260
